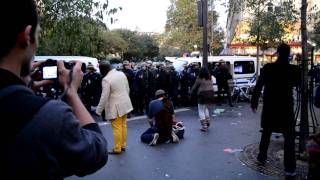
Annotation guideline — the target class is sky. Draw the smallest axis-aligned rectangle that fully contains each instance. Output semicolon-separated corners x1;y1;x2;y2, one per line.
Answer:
104;0;228;33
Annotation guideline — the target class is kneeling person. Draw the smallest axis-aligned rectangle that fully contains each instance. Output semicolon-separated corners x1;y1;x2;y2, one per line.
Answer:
141;90;179;145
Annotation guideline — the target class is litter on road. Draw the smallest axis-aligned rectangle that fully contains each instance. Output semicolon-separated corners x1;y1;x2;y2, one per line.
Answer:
213;109;225;115
223;148;243;154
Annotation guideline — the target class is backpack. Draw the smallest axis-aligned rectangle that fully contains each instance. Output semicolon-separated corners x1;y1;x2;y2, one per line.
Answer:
0;85;50;140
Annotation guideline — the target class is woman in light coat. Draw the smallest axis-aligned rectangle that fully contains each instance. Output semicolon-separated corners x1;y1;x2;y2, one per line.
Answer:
96;62;133;154
191;67;215;131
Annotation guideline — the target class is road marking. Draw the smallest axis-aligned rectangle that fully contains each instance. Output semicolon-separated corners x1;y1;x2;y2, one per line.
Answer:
98;108;190;126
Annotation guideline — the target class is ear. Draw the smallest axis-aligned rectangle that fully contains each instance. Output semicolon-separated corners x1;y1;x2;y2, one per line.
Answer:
17;25;32;48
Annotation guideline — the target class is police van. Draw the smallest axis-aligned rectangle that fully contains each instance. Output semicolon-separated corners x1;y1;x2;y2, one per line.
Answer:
170;56;257;91
34;56;100;72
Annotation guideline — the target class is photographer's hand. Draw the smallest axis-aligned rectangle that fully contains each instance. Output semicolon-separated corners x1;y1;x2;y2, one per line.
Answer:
21;61;53;91
58;61;83;91
58;61;95;127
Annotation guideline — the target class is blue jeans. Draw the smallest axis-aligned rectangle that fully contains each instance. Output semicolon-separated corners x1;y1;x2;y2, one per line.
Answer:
141;127;157;144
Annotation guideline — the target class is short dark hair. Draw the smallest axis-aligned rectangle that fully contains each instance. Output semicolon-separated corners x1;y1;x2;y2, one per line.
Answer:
0;0;38;59
199;67;211;80
277;43;291;62
99;61;112;77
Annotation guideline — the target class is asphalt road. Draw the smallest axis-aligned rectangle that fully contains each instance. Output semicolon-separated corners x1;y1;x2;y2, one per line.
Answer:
66;103;279;180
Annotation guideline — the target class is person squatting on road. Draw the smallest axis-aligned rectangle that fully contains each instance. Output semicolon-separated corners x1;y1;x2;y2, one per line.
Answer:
191;67;215;132
251;43;300;177
96;61;133;155
141;90;181;145
1;1;108;179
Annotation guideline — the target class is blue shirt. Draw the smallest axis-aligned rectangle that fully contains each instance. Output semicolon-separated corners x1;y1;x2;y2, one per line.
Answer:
148;99;174;119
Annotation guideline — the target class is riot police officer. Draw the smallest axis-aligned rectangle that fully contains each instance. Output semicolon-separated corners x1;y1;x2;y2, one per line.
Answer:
81;63;102;112
134;62;154;115
188;63;200;106
179;64;190;106
168;65;180;108
122;60;135;116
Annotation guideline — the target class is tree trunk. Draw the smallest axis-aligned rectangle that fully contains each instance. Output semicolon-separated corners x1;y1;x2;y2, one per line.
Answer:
299;0;309;153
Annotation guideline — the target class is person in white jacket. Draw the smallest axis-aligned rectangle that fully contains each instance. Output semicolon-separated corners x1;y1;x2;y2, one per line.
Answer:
96;61;133;154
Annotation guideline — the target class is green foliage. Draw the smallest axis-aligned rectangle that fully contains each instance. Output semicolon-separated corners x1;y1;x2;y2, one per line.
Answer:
244;0;297;48
311;19;320;49
114;29;159;60
163;0;224;56
36;0;121;58
249;11;285;49
35;0;160;60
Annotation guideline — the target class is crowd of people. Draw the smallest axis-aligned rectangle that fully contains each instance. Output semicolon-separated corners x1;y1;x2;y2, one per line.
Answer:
80;59;234;117
2;0;320;179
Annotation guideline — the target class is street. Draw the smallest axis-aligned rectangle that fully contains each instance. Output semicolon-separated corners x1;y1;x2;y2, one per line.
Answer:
67;103;277;180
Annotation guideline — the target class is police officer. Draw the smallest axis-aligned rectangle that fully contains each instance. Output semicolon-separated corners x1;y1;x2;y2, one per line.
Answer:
122;60;135;116
179;64;190;106
81;63;102;112
134;62;154;115
168;65;180;108
154;64;169;93
212;60;233;107
188;63;200;106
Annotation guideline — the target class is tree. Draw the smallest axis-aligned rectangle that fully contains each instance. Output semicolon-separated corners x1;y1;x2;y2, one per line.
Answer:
103;31;128;55
311;20;320;49
115;29;145;60
140;34;160;58
249;11;285;50
299;0;309;153
113;30;159;60
164;0;223;56
243;0;297;72
36;0;121;57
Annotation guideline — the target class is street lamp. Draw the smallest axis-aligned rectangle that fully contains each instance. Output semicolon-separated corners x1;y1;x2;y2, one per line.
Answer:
197;0;208;68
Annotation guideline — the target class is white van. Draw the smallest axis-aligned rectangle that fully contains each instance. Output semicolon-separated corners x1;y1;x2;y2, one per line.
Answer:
34;56;100;72
172;56;257;91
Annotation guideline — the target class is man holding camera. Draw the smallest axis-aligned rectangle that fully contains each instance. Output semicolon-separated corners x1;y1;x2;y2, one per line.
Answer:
0;0;108;179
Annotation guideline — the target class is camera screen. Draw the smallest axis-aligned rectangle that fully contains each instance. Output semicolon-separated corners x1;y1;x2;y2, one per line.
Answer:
43;66;58;79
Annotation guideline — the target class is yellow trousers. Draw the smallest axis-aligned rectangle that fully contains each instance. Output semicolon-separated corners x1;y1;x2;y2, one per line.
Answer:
111;114;127;152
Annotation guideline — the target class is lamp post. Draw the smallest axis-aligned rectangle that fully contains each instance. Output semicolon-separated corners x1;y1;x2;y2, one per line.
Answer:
202;0;208;68
197;0;208;68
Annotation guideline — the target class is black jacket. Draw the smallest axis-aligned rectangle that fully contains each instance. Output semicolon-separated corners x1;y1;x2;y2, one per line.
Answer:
0;69;108;180
251;62;300;132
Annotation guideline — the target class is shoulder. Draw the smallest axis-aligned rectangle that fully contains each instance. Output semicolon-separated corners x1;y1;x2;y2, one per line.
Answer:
36;100;72;119
289;64;299;70
150;99;162;106
261;63;273;73
262;63;273;69
150;99;158;105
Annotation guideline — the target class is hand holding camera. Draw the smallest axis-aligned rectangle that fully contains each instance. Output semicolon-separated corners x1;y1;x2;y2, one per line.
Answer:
29;59;85;99
57;60;83;93
21;61;53;91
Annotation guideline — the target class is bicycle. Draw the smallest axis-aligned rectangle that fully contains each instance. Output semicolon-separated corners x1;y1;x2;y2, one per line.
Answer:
231;85;254;103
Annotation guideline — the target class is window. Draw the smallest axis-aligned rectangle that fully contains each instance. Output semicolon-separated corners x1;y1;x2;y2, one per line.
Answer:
234;61;255;74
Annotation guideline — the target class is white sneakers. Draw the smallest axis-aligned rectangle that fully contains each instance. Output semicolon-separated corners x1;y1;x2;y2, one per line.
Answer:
149;133;159;146
171;132;179;143
149;132;180;146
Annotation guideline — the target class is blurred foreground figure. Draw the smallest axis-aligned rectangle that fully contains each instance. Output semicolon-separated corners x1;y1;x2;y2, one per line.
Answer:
0;1;108;179
251;43;300;177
